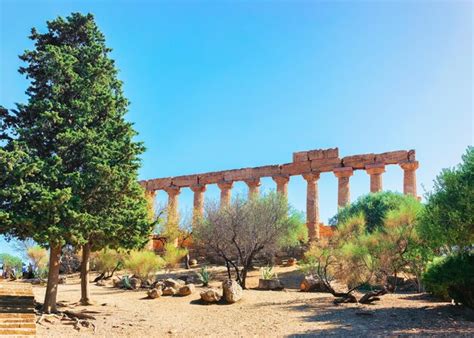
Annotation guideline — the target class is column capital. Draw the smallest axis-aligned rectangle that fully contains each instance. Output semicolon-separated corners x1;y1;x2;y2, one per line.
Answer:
217;181;234;190
333;167;354;178
400;161;419;171
272;175;290;185
190;184;207;193
302;172;320;182
365;163;386;175
164;186;180;196
244;178;261;188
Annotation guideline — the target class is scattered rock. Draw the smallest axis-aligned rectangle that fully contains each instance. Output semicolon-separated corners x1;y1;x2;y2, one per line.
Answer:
164;278;185;289
147;288;162;299
300;276;330;293
178;284;195;296
189;259;198;267
112;277;122;288
58;275;67;284
130;278;142;290
96;279;106;287
222;279;243;303
258;278;284;290
162;287;178;296
200;289;221;303
286;258;297;266
152;281;166;290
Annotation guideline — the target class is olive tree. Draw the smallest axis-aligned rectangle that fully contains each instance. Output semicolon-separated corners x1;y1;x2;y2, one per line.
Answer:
195;193;307;289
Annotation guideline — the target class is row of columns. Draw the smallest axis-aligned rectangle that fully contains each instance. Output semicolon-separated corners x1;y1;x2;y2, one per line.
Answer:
159;161;418;240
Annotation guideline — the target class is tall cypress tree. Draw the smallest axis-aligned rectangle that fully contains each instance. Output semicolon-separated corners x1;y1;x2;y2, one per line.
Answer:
0;13;152;312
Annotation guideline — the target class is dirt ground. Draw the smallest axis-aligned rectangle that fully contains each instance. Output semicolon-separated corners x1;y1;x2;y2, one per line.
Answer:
31;265;474;337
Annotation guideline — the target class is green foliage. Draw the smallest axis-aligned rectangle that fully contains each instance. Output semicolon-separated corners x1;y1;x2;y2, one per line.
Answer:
0;12;151;253
91;249;124;274
197;266;212;287
419;147;473;252
330;191;409;232
261;266;278;280
0;253;23;276
423;253;474;308
122;275;132;289
162;242;188;268
124;250;165;281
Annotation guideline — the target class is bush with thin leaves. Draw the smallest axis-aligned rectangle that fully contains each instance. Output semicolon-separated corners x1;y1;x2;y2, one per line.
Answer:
162;242;188;268
124;250;165;281
26;246;48;278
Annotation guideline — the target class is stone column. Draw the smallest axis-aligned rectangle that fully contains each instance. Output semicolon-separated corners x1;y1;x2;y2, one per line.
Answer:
333;167;354;208
272;175;290;197
164;186;180;225
400;161;419;197
302;172;320;241
190;184;206;225
217;181;234;208
244;178;261;199
365;163;385;193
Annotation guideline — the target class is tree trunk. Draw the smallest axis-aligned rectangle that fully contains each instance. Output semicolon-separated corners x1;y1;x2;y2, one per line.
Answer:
43;243;61;313
80;243;92;305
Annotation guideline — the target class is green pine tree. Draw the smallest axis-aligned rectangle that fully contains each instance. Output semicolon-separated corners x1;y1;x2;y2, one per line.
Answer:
0;13;152;312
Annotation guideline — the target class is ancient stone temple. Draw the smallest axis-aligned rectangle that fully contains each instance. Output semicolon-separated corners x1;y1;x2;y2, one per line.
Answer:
140;148;418;241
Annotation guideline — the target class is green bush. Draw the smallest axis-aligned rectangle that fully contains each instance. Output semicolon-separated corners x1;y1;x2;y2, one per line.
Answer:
0;253;23;278
91;249;124;275
124;250;165;281
329;191;409;232
162;242;188;268
423;253;474;308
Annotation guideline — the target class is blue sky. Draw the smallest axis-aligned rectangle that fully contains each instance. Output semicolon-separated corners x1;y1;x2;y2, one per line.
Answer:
1;1;472;256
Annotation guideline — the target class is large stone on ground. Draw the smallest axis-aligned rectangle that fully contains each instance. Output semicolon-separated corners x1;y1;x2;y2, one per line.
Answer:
58;275;67;284
162;287;178;296
164;278;185;289
200;289;221;303
300;276;330;292
189;259;198;267
147;288;163;299
222;279;243;303
178;284;195;296
258;279;284;290
112;277;122;288
152;281;166;290
130;277;142;290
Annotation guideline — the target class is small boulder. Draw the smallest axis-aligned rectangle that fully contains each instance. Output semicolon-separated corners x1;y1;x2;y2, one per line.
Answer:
58;275;67;284
164;278;185;289
222;279;243;304
152;281;166;290
96;279;107;287
147;288;162;299
300;276;330;292
287;258;297;266
178;284;195;296
162;287;178;296
189;259;198;267
200;289;221;303
130;277;142;290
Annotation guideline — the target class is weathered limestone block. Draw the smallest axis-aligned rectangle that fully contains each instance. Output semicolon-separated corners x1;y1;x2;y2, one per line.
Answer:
324;148;339;159
178;284;195;296
147;177;172;190
310;158;341;172
198;171;225;185
223;168;253;181
222;279;243;304
375;150;408;164
342;153;375;169
200;289;221;303
147;288;162;299
293;151;309;162
172;174;198;187
162;287;177;296
251;165;281;177
308;149;325;160
281;161;311;175
164;278;185;289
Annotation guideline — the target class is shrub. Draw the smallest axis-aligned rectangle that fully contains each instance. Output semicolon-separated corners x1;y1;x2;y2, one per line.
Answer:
26;246;48;278
162;242;188;268
330;191;409;232
0;253;23;278
124;250;165;281
197;266;212;287
91;249;124;280
423;253;474;308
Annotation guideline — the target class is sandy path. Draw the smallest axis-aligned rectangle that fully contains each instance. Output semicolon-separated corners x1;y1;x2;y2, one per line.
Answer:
32;266;474;337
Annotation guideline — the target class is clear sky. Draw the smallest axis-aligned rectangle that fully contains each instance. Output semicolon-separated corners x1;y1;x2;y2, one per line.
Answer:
0;1;472;255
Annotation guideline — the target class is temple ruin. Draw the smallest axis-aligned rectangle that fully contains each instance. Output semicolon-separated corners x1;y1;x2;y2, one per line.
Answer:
141;148;419;240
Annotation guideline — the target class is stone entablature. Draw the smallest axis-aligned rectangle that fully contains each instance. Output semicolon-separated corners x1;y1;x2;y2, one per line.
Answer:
142;148;419;241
